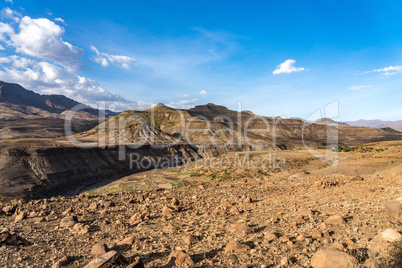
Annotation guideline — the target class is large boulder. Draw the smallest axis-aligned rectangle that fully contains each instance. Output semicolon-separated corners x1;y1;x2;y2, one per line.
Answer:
311;247;358;268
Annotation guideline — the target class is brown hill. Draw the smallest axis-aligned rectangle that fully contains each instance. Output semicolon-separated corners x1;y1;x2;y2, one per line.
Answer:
78;103;402;149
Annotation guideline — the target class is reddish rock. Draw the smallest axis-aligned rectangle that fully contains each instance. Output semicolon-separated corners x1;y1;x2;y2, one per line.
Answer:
324;214;345;225
311;248;358;268
228;222;252;237
91;243;108;257
297;208;313;217
167;250;194;266
224;240;250;253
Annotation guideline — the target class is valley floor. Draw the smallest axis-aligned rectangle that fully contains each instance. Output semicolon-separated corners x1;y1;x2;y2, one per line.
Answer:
0;141;402;267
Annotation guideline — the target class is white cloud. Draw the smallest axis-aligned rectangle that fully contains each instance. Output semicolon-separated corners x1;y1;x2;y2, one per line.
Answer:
178;94;190;98
0;44;4;50
366;65;402;76
5;0;13;3
199;90;208;97
349;85;373;91
0;15;83;70
0;22;14;41
1;7;20;22
0;54;150;110
166;99;198;109
91;45;136;70
273;59;305;75
54;18;65;24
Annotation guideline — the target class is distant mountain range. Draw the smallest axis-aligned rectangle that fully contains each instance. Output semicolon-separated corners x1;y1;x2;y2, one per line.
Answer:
343;119;402;132
313;117;402;132
0;81;117;119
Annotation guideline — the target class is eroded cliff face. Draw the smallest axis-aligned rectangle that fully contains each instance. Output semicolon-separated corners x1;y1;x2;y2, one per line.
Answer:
0;144;253;200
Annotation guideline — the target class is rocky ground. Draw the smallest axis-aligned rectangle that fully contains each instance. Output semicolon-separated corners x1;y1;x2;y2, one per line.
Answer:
1;142;402;267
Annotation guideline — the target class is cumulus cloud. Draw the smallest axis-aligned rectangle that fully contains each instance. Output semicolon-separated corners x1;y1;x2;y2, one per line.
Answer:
199;90;208;97
0;55;150;110
1;7;20;22
5;0;13;3
273;59;305;75
0;44;4;50
0;15;83;70
91;45;136;70
366;65;402;76
349;85;373;91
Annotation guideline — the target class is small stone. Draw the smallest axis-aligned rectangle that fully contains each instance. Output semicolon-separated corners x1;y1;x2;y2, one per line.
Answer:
332;242;345;251
52;256;74;268
224;240;250;253
280;257;289;266
381;228;402;242
84;250;127;268
60;216;78;228
167;250;194;266
74;223;89;235
2;205;16;215
171;198;180;206
312;230;323;239
296;234;305;242
14;211;26;223
91;243;108;257
228;222;252;237
324;214;345;225
182;235;198;245
230;206;241;215
279;236;290;243
162;206;174;217
264;232;277;242
88;203;98;210
115;236;137;246
244;197;252;203
297;208;313;217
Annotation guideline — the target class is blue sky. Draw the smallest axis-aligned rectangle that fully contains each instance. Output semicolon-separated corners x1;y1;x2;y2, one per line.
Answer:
0;0;402;120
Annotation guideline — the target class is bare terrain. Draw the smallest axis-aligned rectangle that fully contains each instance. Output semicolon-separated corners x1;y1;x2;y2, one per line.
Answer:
0;141;401;267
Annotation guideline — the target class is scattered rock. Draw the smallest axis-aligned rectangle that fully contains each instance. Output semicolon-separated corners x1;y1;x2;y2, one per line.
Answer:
229;206;241;215
224;240;250;253
84;250;127;268
91;243;108;257
228;222;252;237
381;228;402;242
73;223;89;235
115;236;138;247
311;247;358;268
297;208;313;217
182;235;199;245
167;250;194;266
14;211;26;223
324;214;345;225
60;216;78;228
312;230;323;239
52;256;74;268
